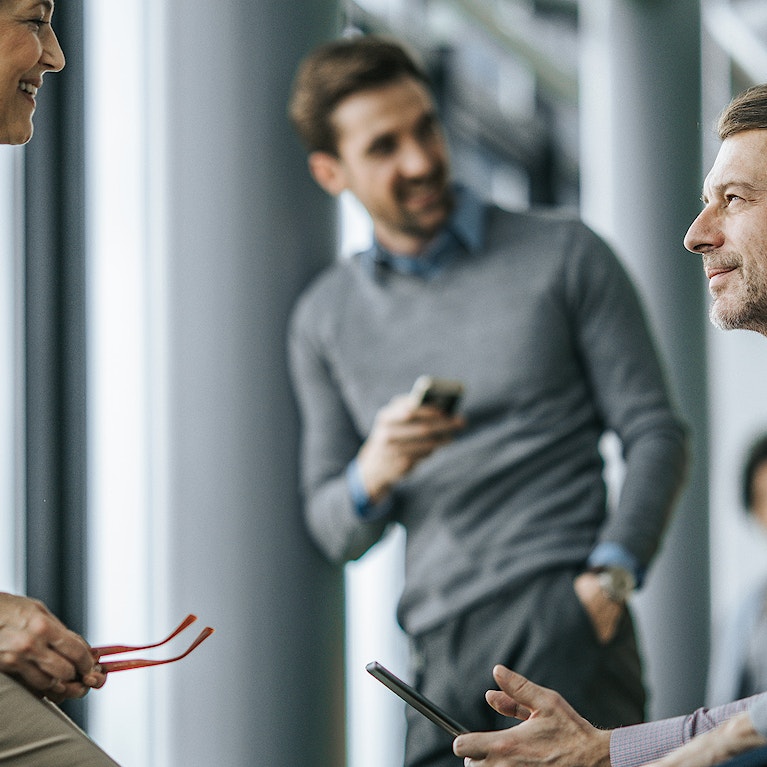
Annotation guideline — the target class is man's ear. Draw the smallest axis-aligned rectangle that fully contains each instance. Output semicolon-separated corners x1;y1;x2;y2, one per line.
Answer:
308;151;347;196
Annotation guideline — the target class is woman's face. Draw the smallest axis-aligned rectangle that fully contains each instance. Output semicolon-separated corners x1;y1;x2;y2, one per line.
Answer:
0;0;65;145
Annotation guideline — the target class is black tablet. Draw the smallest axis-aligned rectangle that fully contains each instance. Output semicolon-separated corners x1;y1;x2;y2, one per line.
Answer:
365;661;469;737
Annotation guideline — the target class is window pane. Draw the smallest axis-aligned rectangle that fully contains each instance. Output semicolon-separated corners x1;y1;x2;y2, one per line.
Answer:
85;1;170;763
0;147;22;594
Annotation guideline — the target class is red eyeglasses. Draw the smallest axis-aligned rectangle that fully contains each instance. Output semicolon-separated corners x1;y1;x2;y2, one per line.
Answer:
92;614;215;672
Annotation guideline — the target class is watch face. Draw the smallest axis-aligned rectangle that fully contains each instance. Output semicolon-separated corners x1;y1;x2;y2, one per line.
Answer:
598;568;635;602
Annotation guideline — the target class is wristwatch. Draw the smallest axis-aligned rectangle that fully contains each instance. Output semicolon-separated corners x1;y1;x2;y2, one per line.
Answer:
594;566;636;603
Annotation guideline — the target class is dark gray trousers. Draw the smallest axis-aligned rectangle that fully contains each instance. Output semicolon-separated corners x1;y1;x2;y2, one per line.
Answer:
403;568;645;767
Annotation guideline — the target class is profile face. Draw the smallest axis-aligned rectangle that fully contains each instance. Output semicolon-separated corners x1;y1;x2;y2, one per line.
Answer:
684;129;767;334
0;0;65;145
751;462;767;531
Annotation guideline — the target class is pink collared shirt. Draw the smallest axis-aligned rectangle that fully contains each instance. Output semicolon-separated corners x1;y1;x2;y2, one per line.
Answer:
610;694;766;767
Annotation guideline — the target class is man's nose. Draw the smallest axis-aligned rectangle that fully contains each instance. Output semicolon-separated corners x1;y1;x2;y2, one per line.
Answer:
399;139;434;176
684;207;724;253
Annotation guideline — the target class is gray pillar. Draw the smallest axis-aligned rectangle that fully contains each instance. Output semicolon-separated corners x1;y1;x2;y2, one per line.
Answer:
579;0;708;718
163;2;344;764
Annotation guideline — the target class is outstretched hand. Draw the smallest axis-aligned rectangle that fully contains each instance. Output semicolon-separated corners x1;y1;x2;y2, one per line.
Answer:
452;665;611;767
0;593;106;703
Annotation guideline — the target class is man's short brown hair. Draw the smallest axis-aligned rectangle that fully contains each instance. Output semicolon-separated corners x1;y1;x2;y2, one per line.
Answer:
288;35;431;155
717;83;767;140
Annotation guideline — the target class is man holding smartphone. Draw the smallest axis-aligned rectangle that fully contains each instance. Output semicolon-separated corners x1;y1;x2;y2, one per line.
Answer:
287;35;687;767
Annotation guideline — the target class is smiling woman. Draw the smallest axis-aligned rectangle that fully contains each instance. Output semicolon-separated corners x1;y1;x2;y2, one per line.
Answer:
0;0;64;145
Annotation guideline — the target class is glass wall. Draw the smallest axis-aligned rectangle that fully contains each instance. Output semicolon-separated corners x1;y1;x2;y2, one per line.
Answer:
0;147;23;595
84;0;170;763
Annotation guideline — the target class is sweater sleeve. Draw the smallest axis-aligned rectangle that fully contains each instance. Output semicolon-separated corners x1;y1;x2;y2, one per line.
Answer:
287;286;389;563
566;223;689;573
610;695;764;767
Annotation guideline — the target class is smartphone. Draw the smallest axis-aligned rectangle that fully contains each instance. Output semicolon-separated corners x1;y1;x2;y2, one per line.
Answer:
365;661;469;737
410;375;464;415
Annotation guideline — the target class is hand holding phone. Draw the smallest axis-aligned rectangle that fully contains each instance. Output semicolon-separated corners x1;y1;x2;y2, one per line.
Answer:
366;661;469;737
355;382;465;504
410;375;465;415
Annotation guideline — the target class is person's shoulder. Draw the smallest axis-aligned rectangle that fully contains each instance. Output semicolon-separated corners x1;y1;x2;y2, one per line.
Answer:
290;257;362;330
481;203;611;268
477;202;636;306
486;200;581;225
295;258;358;303
483;202;596;245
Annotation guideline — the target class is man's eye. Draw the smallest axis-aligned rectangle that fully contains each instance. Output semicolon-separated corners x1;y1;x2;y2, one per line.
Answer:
416;119;437;140
725;194;742;206
368;139;395;157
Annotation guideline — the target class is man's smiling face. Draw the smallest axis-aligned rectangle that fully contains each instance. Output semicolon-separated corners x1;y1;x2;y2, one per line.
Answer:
684;129;767;335
309;75;453;256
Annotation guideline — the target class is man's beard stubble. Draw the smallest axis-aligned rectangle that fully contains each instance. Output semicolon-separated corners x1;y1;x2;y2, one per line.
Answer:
709;270;767;334
395;174;454;240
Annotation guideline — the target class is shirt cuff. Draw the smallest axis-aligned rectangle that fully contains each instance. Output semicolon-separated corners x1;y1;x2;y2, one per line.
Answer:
346;459;392;521
588;542;645;589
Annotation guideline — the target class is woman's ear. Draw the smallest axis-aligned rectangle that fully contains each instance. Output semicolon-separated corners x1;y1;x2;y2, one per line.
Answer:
307;151;347;196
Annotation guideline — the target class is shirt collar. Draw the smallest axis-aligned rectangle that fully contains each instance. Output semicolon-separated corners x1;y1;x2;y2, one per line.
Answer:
359;184;486;280
449;183;485;253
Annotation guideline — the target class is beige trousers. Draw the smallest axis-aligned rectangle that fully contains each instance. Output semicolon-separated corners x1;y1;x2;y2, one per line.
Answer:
0;673;120;766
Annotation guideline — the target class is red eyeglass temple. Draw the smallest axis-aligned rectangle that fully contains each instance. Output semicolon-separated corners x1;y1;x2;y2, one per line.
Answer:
92;614;215;673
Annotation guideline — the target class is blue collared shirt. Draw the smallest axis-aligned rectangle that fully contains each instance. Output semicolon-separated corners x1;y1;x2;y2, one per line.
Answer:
358;184;486;281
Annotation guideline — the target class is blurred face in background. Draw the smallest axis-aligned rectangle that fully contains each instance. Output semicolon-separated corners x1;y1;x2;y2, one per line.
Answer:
309;76;453;255
751;461;767;530
0;0;65;145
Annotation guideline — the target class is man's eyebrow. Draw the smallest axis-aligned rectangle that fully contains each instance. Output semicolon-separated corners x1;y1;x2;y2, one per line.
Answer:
725;180;763;192
365;130;395;153
703;180;765;200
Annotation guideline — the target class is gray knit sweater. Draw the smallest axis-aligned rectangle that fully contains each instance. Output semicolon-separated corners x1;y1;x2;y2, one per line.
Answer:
288;202;688;636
